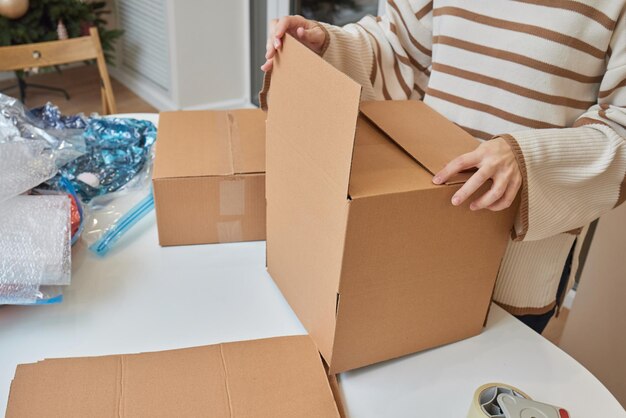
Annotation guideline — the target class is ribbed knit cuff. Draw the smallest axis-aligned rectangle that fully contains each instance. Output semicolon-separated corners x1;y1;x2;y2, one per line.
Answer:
315;22;331;56
498;134;528;241
507;126;626;241
317;22;376;99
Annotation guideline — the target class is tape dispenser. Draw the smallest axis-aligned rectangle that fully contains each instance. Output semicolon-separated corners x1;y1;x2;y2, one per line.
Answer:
468;383;570;418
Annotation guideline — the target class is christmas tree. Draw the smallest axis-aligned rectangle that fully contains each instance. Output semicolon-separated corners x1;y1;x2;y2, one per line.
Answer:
0;0;122;64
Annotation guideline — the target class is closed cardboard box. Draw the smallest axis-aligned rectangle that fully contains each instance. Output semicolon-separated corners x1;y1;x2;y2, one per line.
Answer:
6;336;341;418
153;109;266;246
264;35;516;374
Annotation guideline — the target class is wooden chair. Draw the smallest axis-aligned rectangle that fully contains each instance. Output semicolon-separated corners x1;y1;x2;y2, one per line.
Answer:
0;27;117;114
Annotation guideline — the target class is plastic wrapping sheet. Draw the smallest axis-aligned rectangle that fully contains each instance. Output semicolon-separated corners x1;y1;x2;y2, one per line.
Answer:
82;175;153;254
30;102;88;130
58;117;157;202
0;195;71;286
0;93;85;203
0;94;85;166
0;140;57;202
0;284;63;305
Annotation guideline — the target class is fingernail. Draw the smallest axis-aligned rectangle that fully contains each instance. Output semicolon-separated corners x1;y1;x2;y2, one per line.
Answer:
452;196;460;205
273;38;281;48
470;203;478;211
432;176;442;184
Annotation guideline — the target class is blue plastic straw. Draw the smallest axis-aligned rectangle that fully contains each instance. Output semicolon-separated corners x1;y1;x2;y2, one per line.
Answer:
89;190;154;256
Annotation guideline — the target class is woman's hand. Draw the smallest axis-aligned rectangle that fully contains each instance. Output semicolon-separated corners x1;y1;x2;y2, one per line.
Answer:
432;137;522;211
261;15;327;72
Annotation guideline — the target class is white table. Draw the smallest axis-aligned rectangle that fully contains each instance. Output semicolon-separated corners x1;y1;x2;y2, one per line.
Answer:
1;114;624;417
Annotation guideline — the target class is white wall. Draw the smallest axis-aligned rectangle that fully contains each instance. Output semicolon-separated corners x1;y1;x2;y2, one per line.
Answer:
172;0;249;109
559;203;626;407
110;0;250;110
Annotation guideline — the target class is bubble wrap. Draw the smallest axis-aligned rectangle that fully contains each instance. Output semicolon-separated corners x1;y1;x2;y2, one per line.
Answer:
0;140;57;203
0;195;71;286
0;284;63;305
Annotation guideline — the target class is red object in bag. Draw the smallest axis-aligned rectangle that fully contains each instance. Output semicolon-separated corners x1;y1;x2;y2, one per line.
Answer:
68;194;81;237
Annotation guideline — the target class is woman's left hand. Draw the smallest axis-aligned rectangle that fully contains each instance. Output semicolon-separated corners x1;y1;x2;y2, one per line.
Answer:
432;137;522;211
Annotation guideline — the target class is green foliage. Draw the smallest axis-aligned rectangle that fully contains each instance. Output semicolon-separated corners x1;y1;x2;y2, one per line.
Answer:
0;0;123;65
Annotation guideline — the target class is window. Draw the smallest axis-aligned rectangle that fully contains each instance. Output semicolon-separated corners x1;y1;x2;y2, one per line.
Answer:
250;0;380;106
293;0;378;26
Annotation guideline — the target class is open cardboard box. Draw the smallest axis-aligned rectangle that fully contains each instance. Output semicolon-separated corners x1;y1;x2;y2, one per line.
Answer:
153;109;266;246
6;335;343;417
263;35;517;374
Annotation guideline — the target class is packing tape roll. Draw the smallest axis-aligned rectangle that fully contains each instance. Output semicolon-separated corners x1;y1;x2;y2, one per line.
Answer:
467;383;531;418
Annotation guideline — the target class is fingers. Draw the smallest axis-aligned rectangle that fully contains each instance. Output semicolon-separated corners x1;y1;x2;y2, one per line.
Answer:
270;15;308;52
266;19;280;60
450;167;493;206
433;150;481;185
296;25;326;50
487;177;521;211
263;16;326;72
469;175;507;210
260;58;273;72
275;15;308;38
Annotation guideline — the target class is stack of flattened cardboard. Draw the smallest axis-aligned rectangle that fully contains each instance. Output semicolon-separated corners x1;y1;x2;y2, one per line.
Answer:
6;336;341;417
264;35;516;373
153;109;266;246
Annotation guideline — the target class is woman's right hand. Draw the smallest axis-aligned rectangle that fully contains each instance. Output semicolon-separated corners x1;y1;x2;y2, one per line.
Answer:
261;15;327;72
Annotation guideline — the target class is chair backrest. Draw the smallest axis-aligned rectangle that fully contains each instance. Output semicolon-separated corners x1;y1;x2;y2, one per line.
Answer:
0;27;117;114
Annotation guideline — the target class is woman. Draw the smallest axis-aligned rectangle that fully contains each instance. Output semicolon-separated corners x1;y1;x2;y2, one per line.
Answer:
262;1;626;333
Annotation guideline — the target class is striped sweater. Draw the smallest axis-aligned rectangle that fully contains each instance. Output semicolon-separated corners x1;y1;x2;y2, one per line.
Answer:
317;0;626;314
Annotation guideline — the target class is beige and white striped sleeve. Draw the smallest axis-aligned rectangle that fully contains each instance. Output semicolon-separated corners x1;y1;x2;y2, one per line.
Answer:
502;11;626;242
317;0;433;101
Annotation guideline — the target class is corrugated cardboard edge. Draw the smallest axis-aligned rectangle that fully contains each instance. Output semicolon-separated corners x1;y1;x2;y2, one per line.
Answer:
259;70;272;111
324;362;347;418
265;32;362;365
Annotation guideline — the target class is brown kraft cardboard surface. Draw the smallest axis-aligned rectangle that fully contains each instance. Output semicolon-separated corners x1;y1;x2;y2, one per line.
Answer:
265;34;517;374
6;335;341;418
153;109;266;246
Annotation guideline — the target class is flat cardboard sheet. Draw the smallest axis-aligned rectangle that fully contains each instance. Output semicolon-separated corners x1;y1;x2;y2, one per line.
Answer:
6;336;341;418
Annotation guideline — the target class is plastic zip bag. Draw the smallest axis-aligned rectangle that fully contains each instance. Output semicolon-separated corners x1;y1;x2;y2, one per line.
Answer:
0;93;86;203
81;127;156;256
89;189;154;256
0;284;63;305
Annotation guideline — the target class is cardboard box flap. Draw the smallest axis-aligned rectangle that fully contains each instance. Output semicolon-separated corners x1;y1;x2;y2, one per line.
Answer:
6;336;341;418
154;109;266;180
359;100;479;184
348;115;440;198
267;33;362;199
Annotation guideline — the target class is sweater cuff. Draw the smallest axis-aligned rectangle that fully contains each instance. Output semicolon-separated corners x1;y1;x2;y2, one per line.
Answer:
499;134;529;241
504;126;626;241
315;22;331;56
316;22;375;99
